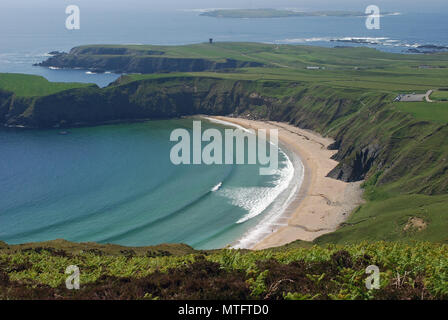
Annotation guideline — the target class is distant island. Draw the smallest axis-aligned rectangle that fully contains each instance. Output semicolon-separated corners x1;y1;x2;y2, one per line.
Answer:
200;9;393;19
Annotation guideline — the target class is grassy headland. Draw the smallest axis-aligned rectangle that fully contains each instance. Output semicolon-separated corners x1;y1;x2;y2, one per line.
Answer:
0;73;95;97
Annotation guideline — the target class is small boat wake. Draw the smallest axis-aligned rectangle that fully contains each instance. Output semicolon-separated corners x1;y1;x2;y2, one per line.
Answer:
211;182;223;192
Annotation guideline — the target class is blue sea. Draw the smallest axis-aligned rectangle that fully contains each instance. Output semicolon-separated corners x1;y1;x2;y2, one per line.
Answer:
0;7;446;248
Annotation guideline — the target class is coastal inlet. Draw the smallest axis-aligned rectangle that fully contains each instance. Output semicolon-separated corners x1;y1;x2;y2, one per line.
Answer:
0;118;302;249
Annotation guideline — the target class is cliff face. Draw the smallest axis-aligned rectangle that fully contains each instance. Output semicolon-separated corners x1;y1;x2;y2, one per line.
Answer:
36;48;264;74
0;77;253;127
0;90;14;123
269;90;448;195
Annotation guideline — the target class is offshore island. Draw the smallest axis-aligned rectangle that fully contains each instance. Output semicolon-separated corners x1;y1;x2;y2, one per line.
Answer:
199;9;397;19
1;42;448;299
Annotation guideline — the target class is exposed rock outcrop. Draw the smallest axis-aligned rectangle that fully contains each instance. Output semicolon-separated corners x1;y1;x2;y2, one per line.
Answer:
327;145;380;182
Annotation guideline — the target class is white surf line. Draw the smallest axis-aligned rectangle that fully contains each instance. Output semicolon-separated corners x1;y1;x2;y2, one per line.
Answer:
231;145;304;249
234;147;295;224
201;116;253;133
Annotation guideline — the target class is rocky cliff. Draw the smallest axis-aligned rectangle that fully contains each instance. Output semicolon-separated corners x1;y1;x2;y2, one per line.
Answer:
36;46;264;74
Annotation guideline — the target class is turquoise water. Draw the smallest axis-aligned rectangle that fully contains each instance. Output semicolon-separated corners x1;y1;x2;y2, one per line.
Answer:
0;119;301;249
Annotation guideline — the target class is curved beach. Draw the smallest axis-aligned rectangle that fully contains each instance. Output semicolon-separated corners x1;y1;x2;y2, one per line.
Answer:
210;116;364;250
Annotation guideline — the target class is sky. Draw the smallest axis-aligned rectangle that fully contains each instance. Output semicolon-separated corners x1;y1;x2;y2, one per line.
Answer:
2;0;448;13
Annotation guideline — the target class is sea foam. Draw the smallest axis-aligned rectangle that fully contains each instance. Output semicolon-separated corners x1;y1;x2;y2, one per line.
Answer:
231;149;304;249
221;149;294;224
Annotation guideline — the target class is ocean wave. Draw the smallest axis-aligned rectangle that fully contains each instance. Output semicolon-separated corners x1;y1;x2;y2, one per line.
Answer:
275;36;431;49
0;168;186;241
203;116;253;133
231;149;304;249
232;183;299;249
278;36;389;44
178;8;235;13
278;36;333;43
99;189;215;243
98;169;235;243
211;182;223;192
220;147;295;225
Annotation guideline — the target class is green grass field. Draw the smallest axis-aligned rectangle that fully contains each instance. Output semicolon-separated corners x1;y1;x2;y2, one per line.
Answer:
394;102;448;123
0;73;94;97
431;90;448;101
110;43;448;94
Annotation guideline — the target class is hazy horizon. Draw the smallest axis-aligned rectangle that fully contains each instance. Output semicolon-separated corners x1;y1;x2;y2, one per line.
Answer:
2;0;448;13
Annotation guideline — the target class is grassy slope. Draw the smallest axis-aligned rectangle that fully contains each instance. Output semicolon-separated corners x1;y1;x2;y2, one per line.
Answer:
0;239;195;256
1;240;447;299
395;102;448;123
0;73;94;97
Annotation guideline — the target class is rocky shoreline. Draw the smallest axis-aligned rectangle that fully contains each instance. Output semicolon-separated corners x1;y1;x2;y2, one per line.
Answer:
35;46;264;74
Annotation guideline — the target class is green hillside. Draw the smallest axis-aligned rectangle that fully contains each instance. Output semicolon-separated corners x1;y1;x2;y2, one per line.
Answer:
0;73;94;97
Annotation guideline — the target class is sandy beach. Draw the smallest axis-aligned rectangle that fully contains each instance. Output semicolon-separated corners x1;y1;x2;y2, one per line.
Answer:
210;116;364;250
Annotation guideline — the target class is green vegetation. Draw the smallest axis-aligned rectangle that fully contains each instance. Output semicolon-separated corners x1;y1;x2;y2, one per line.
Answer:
200;9;369;19
431;89;448;101
317;193;448;244
0;73;94;97
395;102;448;123
113;43;448;93
1;240;447;299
